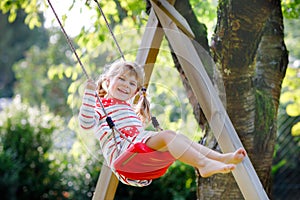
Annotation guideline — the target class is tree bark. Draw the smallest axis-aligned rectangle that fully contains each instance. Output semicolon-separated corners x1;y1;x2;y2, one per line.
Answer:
197;0;285;199
253;0;288;196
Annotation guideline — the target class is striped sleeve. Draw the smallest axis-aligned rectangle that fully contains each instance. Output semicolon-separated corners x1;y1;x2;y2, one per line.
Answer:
78;89;98;130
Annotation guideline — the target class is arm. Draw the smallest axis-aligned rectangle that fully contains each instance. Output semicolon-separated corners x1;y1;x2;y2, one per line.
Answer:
78;80;98;130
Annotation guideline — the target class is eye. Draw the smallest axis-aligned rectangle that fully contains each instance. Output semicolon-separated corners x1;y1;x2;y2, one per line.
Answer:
118;76;125;81
130;82;137;87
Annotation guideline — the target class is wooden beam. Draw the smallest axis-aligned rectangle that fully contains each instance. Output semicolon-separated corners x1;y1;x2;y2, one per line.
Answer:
151;0;194;38
151;1;269;200
135;8;165;86
92;163;119;200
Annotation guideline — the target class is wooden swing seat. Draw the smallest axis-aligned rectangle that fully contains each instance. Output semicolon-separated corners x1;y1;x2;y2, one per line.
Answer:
113;142;176;180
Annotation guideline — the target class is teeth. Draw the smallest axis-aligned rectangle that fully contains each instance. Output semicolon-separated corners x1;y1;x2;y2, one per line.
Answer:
119;88;128;94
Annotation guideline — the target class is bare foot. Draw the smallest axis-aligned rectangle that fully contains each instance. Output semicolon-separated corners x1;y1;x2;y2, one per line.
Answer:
198;159;236;178
222;148;247;164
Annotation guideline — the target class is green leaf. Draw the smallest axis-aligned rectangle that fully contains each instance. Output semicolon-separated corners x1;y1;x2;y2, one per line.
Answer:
71;71;78;80
280;91;294;104
68;82;77;93
286;103;300;117
67;95;73;105
47;67;57;80
64;67;72;78
291;121;300;136
8;11;17;22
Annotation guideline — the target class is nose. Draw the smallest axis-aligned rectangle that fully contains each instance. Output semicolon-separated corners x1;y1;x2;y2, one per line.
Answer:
122;80;130;88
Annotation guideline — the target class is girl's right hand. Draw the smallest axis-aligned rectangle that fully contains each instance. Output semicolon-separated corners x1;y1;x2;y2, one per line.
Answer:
86;79;97;90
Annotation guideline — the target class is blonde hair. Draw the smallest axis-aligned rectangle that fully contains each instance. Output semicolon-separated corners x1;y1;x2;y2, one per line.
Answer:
97;59;151;124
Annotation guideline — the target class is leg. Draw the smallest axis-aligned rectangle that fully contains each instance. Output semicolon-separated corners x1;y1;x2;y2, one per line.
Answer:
146;130;237;177
179;134;247;164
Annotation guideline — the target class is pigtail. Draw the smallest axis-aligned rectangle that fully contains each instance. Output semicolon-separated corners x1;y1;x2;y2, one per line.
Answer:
135;87;151;125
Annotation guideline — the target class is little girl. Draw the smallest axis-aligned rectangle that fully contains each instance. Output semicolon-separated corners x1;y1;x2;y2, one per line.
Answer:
79;59;247;187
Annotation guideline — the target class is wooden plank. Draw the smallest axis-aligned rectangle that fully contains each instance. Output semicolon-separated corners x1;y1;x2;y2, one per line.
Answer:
151;0;194;38
135;0;177;86
92;163;119;200
151;1;269;200
135;8;165;86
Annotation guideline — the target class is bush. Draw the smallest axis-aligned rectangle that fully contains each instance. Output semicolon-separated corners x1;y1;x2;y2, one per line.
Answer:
0;96;105;200
0;96;68;199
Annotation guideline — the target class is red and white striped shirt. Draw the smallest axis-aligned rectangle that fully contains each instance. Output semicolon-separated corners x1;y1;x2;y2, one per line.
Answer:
79;89;154;187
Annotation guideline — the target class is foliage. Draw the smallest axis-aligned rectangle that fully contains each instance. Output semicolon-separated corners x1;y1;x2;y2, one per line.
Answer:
47;142;102;200
272;112;300;199
116;161;196;200
0;96;103;200
280;67;300;136
0;96;67;199
284;18;300;59
273;9;300;198
0;11;48;98
190;0;217;38
281;18;300;136
282;0;300;19
13;29;73;117
0;0;43;29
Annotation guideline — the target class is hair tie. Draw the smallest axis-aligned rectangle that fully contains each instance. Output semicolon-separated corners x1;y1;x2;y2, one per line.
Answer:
141;87;147;92
141;87;147;97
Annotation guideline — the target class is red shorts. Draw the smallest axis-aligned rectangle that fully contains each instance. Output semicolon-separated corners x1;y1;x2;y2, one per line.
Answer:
113;142;176;180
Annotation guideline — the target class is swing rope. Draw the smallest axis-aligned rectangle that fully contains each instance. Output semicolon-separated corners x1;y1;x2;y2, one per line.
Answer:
47;0;133;153
93;0;125;61
47;0;89;79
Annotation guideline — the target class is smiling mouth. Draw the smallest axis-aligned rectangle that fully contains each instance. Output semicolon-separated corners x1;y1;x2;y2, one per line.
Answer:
118;88;129;94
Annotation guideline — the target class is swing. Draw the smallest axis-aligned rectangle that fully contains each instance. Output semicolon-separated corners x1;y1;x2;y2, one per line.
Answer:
48;1;270;199
113;142;175;180
47;0;175;181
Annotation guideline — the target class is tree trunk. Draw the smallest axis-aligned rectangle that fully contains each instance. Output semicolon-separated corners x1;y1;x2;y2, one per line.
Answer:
253;0;288;196
194;0;286;199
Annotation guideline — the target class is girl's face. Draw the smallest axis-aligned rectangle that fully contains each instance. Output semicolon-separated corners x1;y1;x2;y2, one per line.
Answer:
106;71;138;101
